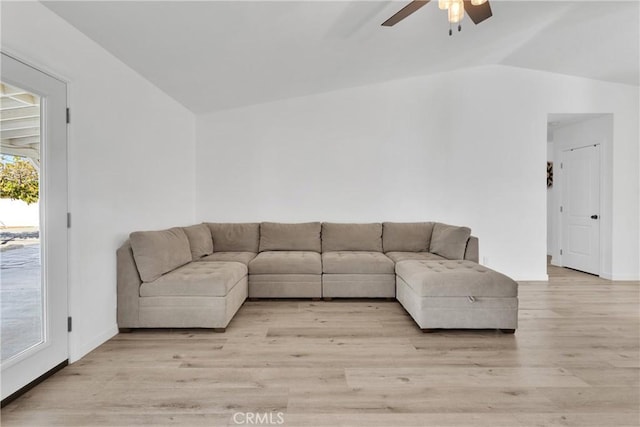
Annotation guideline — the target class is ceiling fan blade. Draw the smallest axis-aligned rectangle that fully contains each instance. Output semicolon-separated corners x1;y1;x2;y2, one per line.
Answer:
381;0;431;27
463;0;492;25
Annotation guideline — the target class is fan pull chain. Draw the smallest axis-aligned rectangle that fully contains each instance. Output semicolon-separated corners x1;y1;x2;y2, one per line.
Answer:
449;23;462;36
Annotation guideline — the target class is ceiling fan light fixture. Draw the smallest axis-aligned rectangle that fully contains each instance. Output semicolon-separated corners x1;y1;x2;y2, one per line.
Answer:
381;0;492;34
448;0;464;23
438;0;451;10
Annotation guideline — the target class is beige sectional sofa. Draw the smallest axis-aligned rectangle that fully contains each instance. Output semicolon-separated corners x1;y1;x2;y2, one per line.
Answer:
117;221;517;332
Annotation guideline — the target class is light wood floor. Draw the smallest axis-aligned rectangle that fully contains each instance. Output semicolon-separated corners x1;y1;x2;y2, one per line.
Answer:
2;266;639;426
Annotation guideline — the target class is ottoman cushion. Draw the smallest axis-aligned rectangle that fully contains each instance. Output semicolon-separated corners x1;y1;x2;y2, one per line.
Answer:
395;260;517;298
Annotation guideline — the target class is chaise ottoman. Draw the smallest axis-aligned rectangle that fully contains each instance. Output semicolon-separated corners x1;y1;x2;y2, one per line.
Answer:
395;260;518;333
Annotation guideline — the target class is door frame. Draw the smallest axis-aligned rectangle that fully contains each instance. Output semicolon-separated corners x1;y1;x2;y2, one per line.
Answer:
1;51;70;401
548;114;612;279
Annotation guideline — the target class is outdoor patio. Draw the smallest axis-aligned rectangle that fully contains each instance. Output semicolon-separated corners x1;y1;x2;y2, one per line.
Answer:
0;235;42;362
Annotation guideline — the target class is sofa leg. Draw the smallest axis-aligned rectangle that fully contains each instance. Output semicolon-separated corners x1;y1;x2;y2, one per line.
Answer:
500;329;516;334
212;328;226;333
421;328;437;333
118;328;132;333
323;297;333;301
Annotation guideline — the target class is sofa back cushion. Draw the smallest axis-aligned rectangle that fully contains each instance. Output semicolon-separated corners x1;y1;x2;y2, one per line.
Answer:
321;223;383;252
429;222;471;260
129;227;192;283
206;223;260;252
259;222;321;252
182;224;214;259
382;222;434;252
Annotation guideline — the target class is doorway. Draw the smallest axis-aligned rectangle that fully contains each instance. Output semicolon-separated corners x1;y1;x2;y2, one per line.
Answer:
547;113;611;277
1;53;68;402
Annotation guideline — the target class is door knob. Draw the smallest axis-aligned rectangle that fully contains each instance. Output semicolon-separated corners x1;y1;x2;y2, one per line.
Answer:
590;214;599;219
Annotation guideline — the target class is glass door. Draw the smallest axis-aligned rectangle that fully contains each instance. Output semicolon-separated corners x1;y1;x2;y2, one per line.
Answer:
1;53;68;401
1;82;43;361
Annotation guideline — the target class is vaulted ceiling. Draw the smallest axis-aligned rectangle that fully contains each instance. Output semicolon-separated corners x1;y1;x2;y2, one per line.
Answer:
44;1;639;113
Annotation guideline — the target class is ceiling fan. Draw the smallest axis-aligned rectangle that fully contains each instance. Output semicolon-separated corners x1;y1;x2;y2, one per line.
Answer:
382;0;493;35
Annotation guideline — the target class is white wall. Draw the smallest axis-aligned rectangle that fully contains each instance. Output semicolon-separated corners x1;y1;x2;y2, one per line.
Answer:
196;65;639;281
2;2;196;361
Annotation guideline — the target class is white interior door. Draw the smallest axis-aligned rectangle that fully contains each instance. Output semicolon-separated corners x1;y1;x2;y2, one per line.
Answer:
561;144;600;275
1;53;68;401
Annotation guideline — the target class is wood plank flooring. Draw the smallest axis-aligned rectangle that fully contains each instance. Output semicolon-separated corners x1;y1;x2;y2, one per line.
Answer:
2;265;639;426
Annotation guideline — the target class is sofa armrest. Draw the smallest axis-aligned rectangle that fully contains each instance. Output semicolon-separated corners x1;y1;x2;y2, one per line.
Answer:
117;240;142;328
464;236;479;263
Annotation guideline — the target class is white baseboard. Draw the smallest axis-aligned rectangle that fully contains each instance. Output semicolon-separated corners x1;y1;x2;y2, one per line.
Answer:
68;324;118;363
601;272;640;281
513;273;549;281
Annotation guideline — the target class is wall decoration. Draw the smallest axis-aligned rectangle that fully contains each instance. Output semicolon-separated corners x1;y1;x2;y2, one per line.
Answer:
547;161;553;188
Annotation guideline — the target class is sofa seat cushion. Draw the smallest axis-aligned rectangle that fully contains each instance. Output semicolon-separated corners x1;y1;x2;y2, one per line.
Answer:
395;260;517;298
385;252;446;263
199;252;257;266
322;251;394;274
249;251;322;275
140;261;247;298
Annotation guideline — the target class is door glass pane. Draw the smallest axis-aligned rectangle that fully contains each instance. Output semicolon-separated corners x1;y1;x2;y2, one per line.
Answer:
0;82;42;362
